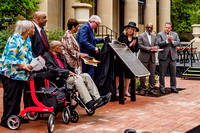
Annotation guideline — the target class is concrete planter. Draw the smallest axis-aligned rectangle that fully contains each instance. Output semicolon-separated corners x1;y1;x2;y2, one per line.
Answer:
72;2;92;24
192;24;200;53
192;24;200;41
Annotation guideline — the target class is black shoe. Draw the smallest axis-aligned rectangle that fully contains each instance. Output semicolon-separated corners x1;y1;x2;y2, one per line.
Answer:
160;89;166;94
86;100;96;111
96;99;109;108
0;122;8;128
94;97;103;108
86;98;103;111
171;89;178;93
101;92;112;101
148;89;156;95
21;118;29;123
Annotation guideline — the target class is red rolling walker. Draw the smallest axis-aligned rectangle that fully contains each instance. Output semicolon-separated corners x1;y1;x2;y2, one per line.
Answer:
7;71;55;133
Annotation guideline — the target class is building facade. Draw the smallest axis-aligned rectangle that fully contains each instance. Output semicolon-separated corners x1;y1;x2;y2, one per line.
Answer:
38;0;171;35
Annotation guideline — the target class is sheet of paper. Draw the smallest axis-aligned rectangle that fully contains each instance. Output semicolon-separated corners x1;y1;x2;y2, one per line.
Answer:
30;56;45;71
151;49;163;52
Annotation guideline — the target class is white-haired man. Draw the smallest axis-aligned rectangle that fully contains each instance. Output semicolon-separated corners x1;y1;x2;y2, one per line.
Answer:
76;15;104;80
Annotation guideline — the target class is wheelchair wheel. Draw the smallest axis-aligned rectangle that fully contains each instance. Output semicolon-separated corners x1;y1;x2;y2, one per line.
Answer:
70;110;79;123
48;113;55;133
7;115;21;130
27;111;39;121
86;109;95;116
62;107;71;124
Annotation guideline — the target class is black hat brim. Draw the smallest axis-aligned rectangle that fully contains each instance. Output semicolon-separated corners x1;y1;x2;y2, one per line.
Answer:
123;25;139;32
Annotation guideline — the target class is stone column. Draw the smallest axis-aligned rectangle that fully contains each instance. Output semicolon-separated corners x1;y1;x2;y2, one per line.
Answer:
65;0;75;29
144;0;157;33
47;0;61;30
124;0;138;26
38;0;48;28
97;0;113;35
159;0;171;32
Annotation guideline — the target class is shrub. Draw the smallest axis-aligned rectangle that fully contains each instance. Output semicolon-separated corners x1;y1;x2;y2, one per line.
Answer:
96;43;104;50
47;28;65;43
0;28;13;56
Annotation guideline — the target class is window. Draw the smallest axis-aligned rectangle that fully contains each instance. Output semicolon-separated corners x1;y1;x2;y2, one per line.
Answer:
138;0;146;24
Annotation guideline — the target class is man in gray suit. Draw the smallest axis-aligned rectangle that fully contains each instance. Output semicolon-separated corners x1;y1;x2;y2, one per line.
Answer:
157;22;181;94
138;23;157;95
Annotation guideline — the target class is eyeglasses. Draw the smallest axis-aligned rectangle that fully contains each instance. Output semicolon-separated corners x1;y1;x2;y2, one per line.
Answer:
95;22;99;26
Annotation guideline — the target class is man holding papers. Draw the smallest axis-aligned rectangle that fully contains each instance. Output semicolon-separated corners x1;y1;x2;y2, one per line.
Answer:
138;23;157;95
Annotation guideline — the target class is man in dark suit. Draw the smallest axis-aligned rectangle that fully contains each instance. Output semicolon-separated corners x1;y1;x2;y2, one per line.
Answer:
76;15;104;79
31;11;49;57
157;22;181;94
138;23;157;95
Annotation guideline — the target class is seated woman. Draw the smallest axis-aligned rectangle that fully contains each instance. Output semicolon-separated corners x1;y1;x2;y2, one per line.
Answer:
0;20;35;127
43;40;111;111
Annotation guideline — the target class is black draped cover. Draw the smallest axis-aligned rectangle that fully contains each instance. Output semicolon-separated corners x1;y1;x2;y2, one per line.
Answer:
94;36;116;100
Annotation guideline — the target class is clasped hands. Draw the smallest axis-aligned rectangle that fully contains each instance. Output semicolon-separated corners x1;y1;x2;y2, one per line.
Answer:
149;46;158;51
129;39;137;47
167;35;173;43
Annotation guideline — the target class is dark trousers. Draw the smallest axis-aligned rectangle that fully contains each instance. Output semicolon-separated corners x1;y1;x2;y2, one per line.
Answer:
82;60;94;80
1;76;27;124
159;56;176;91
140;60;156;89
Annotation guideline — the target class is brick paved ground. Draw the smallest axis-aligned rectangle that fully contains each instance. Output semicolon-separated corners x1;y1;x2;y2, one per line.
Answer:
0;77;200;133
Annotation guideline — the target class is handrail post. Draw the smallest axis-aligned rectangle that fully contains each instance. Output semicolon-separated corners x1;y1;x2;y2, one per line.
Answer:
183;49;186;71
191;42;193;67
102;26;103;38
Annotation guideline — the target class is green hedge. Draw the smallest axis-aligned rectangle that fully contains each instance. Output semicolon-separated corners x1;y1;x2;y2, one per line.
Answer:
0;28;13;56
47;28;65;43
0;28;105;56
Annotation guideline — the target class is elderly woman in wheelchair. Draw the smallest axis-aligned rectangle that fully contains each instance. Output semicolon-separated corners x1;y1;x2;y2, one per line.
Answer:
43;41;112;113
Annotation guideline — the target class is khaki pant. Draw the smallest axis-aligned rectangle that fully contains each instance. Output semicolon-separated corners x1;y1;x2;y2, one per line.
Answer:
67;73;100;104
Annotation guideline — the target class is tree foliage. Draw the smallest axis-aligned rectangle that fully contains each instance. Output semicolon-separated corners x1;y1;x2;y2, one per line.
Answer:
0;0;41;21
171;0;200;35
0;28;13;56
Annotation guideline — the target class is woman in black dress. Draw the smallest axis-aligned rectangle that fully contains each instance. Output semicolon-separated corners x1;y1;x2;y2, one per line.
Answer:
115;22;139;97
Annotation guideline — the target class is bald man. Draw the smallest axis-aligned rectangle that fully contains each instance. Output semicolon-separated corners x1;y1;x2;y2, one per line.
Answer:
138;23;158;95
43;41;112;111
31;11;49;57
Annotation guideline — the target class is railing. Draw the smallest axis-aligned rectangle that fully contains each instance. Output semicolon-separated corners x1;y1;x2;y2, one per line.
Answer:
179;40;197;71
95;25;119;41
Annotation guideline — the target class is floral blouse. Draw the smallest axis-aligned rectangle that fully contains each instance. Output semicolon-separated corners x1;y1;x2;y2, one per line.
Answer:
62;30;81;68
0;34;34;81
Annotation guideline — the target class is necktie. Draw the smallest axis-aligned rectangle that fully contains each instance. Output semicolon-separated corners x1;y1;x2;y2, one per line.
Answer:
40;29;48;50
167;34;171;55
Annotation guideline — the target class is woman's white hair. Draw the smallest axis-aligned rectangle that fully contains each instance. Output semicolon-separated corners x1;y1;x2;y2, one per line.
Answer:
89;15;102;23
14;20;33;35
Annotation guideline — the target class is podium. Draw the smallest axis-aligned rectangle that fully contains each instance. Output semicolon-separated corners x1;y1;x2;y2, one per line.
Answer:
108;41;150;104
